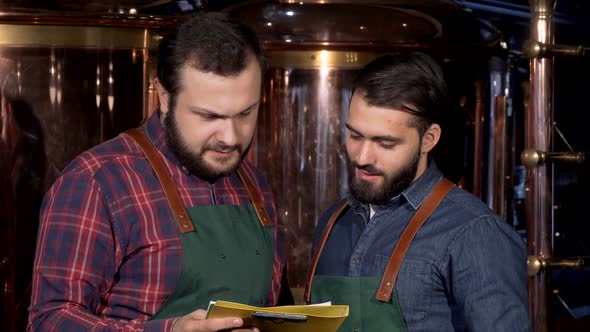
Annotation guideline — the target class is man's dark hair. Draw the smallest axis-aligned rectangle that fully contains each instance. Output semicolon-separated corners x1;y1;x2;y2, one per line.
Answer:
157;12;267;98
352;52;447;136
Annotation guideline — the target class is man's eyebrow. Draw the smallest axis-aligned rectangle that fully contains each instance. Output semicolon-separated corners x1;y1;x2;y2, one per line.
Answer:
189;106;216;115
189;100;260;117
372;135;402;143
345;123;362;136
241;100;260;112
345;123;402;143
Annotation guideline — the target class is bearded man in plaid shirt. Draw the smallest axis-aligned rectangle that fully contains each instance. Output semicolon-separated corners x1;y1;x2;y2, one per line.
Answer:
28;12;290;332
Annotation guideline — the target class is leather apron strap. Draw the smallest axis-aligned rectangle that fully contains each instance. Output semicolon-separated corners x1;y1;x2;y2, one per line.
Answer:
304;178;455;303
376;178;454;302
304;202;349;302
236;168;272;227
125;128;193;233
123;128;271;232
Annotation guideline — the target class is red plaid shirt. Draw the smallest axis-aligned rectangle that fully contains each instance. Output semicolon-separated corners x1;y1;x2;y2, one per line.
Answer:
28;112;285;331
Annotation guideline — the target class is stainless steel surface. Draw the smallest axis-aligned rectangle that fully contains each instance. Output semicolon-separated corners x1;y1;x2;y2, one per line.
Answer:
523;39;588;58
526;1;556;331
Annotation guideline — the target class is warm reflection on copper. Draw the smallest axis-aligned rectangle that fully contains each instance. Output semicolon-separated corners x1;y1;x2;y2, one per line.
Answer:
472;80;484;198
1;56;42;331
486;57;510;218
526;1;556;331
96;65;101;109
0;8;175;331
0;47;147;331
252;68;357;287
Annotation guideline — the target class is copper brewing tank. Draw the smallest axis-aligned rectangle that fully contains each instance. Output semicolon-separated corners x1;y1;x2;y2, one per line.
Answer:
0;2;183;330
227;0;506;296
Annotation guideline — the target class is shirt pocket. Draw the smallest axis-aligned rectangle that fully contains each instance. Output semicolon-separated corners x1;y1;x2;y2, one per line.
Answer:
373;255;433;324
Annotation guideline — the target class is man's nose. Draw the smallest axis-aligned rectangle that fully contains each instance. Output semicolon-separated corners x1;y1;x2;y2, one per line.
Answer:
356;141;375;166
215;119;238;147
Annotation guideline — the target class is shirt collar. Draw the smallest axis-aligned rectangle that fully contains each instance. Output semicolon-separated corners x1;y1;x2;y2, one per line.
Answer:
347;158;443;212
401;158;443;210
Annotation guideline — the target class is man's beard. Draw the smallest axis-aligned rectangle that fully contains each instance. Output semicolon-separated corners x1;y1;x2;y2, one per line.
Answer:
348;148;420;205
164;108;249;182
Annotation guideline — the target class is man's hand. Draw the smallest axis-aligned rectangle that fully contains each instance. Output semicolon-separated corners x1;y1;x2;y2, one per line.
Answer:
172;309;259;332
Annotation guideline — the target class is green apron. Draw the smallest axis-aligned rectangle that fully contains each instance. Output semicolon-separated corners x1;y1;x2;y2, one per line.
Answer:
124;129;275;320
305;178;454;332
311;275;406;331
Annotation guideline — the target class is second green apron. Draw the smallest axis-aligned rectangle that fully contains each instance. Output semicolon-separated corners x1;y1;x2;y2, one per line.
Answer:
305;178;454;332
311;275;406;331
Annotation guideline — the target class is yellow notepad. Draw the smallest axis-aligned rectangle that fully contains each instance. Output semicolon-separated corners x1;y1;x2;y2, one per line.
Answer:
206;300;349;332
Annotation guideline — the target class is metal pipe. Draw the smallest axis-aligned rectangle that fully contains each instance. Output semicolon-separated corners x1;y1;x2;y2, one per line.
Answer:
142;48;150;118
493;96;507;218
506;72;516;226
473;80;484;198
526;1;555;331
486;57;507;212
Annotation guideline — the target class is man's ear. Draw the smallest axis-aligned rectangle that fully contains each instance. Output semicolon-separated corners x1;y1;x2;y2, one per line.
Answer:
421;123;441;154
155;78;171;115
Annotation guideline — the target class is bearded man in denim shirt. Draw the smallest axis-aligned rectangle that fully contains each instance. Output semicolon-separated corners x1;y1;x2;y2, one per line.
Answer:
305;52;531;331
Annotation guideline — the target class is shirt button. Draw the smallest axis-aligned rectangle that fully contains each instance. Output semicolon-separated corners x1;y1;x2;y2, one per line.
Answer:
351;257;360;264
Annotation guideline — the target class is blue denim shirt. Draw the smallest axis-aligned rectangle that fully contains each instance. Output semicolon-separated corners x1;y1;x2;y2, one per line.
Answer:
312;161;531;331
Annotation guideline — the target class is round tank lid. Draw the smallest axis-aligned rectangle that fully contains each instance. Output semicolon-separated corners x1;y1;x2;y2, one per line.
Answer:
226;1;501;50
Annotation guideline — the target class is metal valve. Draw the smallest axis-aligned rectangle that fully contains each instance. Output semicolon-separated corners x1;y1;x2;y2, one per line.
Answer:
523;39;589;59
528;256;588;277
521;149;584;169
